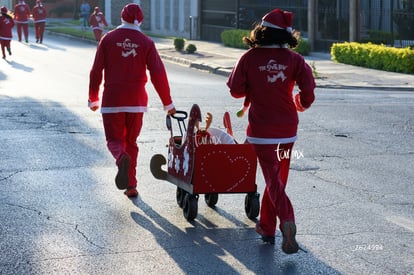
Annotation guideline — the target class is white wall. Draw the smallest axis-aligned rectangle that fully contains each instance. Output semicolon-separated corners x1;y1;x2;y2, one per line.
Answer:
0;0;12;10
107;0;198;38
149;0;198;39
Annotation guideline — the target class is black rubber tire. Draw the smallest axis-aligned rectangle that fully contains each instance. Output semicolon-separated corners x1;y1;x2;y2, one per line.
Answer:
183;193;198;221
245;192;260;219
176;187;185;208
204;193;219;207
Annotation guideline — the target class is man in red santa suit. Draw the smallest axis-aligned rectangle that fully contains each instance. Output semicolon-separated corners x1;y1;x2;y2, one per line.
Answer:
88;3;176;198
14;0;30;43
89;6;108;42
227;8;315;254
31;0;47;43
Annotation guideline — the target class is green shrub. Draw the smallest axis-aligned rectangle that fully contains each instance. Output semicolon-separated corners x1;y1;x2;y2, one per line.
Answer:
174;38;185;51
331;42;414;74
221;29;249;49
294;37;310;56
186;43;197;54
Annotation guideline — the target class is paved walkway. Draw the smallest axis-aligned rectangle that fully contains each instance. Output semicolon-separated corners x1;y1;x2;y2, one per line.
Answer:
46;22;414;91
153;37;414;91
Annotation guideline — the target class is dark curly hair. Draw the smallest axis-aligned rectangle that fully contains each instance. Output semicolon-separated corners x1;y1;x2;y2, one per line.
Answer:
243;24;299;49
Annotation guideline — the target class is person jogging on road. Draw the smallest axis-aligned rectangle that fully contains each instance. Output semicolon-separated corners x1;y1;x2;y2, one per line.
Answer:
14;0;30;43
89;6;108;42
32;0;47;43
88;3;176;198
0;6;14;59
227;8;315;254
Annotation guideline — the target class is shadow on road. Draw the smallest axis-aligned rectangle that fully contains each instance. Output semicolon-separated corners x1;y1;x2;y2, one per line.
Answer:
130;198;341;274
2;59;34;72
0;95;111;274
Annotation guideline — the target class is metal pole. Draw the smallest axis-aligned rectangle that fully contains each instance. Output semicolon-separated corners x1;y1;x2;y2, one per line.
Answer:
236;0;240;29
189;16;192;40
308;0;316;52
350;0;359;42
390;0;394;46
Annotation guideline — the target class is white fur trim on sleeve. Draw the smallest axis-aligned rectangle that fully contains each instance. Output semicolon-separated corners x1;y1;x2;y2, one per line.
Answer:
88;100;99;108
164;103;175;111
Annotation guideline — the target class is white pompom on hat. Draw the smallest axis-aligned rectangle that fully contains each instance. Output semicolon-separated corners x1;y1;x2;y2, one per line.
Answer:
121;3;144;26
261;9;293;33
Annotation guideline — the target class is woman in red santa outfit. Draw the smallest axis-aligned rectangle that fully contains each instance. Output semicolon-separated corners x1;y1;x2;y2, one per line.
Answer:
14;0;30;43
89;6;108;42
0;6;14;59
88;3;176;198
227;8;315;253
31;0;47;43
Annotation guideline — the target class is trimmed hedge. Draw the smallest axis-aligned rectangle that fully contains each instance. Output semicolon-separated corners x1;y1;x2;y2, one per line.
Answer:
174;38;185;51
186;43;197;54
221;29;249;49
331;42;414;74
221;29;311;56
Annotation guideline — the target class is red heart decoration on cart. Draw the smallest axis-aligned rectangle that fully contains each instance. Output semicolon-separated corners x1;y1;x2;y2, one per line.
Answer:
196;148;255;193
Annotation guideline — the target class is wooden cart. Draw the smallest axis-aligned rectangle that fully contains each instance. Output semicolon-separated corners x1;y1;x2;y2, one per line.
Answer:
150;104;260;221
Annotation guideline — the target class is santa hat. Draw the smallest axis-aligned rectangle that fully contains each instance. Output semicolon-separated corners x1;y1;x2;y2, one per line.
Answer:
121;3;144;26
261;9;293;33
0;6;7;13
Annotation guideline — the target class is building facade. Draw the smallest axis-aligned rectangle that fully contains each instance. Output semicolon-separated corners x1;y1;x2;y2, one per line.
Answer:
122;0;413;51
3;0;412;52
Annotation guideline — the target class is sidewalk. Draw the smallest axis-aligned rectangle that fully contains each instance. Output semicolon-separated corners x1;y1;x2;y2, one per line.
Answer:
46;24;414;91
153;37;414;91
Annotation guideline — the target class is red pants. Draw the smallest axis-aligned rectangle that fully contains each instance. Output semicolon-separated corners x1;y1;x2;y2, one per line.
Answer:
254;143;295;237
0;39;11;58
16;23;29;42
102;112;143;188
34;22;45;42
93;29;103;42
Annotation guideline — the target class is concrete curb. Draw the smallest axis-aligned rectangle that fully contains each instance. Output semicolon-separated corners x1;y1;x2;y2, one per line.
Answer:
46;30;414;91
159;53;414;91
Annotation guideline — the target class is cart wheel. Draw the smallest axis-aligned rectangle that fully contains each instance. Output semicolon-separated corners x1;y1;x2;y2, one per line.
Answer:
245;192;260;219
183;193;198;221
204;193;218;207
176;187;185;208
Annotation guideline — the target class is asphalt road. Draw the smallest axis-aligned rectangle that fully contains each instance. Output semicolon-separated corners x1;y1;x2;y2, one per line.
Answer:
0;32;413;274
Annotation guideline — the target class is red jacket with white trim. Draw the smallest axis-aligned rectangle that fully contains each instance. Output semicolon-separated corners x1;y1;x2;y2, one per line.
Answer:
0;14;14;40
89;12;108;31
89;24;174;113
227;46;315;142
14;3;30;23
32;5;47;23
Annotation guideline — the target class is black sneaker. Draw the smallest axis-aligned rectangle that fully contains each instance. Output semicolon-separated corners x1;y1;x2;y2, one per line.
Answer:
281;222;299;254
115;154;130;190
255;223;275;244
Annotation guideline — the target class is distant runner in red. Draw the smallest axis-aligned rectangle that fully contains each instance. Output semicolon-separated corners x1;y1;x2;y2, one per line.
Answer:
227;8;315;253
89;6;108;42
14;0;30;43
31;0;47;43
88;3;176;198
0;6;14;59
